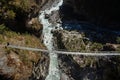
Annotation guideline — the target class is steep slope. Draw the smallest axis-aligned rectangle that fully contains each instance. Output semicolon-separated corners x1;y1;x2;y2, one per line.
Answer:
0;27;47;80
60;0;120;30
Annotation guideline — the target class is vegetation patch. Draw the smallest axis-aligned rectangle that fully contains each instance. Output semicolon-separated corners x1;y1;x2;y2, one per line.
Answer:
0;24;45;80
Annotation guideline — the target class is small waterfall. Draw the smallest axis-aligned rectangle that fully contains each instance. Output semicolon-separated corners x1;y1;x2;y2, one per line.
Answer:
39;0;63;80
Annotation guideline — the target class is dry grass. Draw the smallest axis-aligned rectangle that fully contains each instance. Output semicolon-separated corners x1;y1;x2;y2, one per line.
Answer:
0;29;46;80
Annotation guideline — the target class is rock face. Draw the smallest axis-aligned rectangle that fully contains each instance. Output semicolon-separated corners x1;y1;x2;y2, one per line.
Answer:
0;30;48;80
1;0;120;80
60;0;120;30
0;50;31;80
53;30;86;51
53;30;120;80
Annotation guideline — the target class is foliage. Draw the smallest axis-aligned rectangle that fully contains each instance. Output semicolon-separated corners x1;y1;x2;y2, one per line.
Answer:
64;38;86;52
0;24;9;33
0;0;15;20
11;0;33;12
0;0;37;22
90;42;103;51
0;0;39;33
0;29;45;65
6;10;16;19
0;24;6;32
116;37;120;44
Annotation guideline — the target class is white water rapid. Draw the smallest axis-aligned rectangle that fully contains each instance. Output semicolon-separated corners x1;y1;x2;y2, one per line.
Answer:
39;0;63;80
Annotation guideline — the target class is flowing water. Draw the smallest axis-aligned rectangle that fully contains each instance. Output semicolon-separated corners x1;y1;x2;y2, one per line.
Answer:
38;0;120;80
62;21;120;35
39;0;63;80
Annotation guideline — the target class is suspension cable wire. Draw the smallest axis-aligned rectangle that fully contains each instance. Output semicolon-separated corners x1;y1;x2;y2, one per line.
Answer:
3;44;120;56
7;44;49;53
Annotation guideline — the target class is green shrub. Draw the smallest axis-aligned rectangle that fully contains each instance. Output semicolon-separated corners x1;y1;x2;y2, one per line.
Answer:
90;42;103;51
0;24;6;31
6;10;16;20
12;0;33;12
0;24;9;33
116;37;120;44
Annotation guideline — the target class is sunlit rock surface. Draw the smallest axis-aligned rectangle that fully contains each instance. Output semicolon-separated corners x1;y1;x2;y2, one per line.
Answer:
0;31;47;80
53;30;120;80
